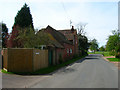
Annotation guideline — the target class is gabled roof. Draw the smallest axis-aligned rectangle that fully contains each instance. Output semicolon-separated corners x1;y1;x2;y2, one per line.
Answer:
45;25;72;45
36;29;64;48
58;29;77;40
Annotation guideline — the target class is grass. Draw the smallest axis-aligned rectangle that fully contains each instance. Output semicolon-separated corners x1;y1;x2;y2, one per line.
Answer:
107;58;120;62
1;69;14;74
1;55;86;75
88;51;111;56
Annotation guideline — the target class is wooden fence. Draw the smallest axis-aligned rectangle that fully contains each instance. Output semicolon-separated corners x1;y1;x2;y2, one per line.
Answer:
3;48;48;72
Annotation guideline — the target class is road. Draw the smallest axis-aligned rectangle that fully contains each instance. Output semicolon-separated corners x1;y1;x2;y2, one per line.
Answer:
2;54;118;88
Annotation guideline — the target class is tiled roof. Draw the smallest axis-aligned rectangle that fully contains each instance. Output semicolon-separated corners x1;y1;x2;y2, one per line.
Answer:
58;29;77;40
45;25;72;45
37;25;73;48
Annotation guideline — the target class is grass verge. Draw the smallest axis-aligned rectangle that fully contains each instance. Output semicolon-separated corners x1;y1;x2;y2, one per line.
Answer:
88;51;111;56
1;55;86;75
107;58;120;62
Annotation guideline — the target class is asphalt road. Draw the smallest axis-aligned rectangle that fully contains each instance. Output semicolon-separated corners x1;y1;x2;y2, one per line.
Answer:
2;54;118;88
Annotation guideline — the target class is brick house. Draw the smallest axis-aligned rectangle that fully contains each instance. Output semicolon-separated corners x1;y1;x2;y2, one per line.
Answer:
38;25;74;65
58;26;79;55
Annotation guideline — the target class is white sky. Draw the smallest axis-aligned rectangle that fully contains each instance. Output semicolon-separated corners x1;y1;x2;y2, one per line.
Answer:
0;0;119;47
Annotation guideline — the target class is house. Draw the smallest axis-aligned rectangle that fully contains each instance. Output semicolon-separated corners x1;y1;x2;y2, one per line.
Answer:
37;25;74;65
58;26;79;55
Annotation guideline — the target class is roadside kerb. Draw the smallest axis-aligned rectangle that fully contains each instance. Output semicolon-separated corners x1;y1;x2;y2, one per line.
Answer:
102;56;120;69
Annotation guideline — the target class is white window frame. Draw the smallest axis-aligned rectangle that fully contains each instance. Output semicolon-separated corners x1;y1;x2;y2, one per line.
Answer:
67;48;69;53
70;48;72;54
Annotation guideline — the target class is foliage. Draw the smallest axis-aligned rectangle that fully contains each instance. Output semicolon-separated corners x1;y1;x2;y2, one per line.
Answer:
7;25;21;48
78;34;89;56
2;23;8;48
15;27;51;48
88;51;111;56
16;27;35;48
106;34;119;51
89;39;99;53
7;3;34;48
14;3;34;28
106;30;120;56
99;46;105;51
76;22;87;35
115;53;120;58
35;30;51;47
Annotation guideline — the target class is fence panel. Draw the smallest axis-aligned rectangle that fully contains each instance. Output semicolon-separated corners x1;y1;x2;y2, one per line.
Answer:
33;49;48;71
3;49;8;70
3;48;49;72
7;48;33;72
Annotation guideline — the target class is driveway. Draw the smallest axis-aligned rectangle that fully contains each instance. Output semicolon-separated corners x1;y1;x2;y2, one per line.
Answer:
2;54;118;88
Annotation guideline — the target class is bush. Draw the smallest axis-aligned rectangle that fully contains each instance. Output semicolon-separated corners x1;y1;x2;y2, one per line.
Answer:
115;52;120;58
109;50;116;56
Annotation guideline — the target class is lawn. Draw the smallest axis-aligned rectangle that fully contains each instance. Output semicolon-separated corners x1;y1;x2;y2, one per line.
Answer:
1;55;86;75
88;51;111;56
107;58;120;62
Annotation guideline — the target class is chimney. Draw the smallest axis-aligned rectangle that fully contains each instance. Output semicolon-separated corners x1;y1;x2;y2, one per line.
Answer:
71;26;74;31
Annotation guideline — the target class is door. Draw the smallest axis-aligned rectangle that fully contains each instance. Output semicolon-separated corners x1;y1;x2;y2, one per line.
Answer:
48;50;53;65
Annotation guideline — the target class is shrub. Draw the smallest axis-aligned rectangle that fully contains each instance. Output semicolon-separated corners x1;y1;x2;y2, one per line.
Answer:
115;52;120;58
109;50;116;56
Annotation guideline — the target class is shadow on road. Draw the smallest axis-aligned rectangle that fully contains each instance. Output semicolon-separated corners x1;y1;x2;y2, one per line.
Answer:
85;57;99;60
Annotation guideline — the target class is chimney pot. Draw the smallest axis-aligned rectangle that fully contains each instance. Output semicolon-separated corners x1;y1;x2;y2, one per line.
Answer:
71;26;74;31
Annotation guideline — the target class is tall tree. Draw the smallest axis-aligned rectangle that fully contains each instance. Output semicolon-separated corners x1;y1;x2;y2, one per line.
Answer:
14;3;34;28
7;25;19;48
2;23;8;48
106;30;120;56
99;46;105;51
78;34;89;56
76;22;87;35
89;39;99;53
7;3;34;48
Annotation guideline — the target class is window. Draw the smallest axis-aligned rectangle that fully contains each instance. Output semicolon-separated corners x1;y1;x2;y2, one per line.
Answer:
70;48;72;53
67;48;69;53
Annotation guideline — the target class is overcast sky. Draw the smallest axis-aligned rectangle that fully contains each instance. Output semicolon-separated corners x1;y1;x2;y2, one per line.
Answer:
0;0;119;47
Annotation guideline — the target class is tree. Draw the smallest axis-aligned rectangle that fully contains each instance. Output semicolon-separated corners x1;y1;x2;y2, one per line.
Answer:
106;30;120;56
76;22;87;35
16;26;36;48
99;46;105;51
89;39;99;53
78;34;89;56
16;27;51;48
106;34;118;51
14;3;34;28
7;3;34;48
2;23;8;48
7;25;20;48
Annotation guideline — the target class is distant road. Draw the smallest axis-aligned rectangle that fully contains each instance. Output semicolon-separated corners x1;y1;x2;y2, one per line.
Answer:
2;54;118;88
